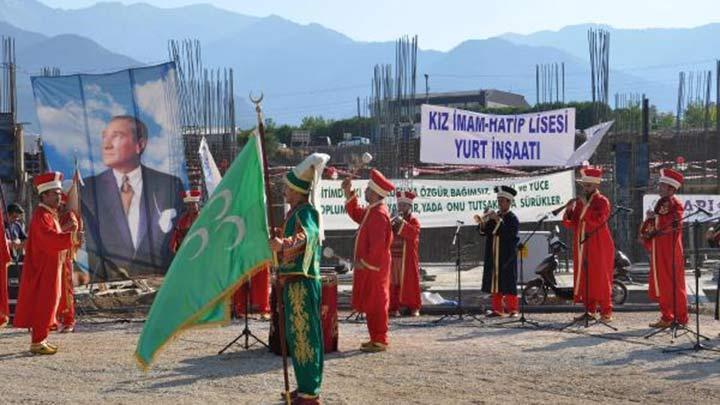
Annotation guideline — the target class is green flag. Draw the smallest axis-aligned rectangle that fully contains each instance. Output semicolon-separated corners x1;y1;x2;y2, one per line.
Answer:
135;133;272;369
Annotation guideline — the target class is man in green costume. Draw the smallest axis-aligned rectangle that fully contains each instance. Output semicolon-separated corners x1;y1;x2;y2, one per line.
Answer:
269;153;330;405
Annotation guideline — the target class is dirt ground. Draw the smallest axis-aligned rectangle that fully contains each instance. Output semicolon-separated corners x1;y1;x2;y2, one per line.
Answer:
1;311;720;404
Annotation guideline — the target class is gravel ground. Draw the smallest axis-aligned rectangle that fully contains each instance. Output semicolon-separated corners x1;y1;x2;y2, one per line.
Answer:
1;311;720;404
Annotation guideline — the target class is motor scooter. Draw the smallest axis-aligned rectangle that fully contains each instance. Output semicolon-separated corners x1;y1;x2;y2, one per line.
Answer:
523;226;628;306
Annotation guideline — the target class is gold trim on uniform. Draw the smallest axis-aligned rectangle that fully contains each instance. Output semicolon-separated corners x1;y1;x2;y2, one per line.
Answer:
573;193;596;297
288;282;315;365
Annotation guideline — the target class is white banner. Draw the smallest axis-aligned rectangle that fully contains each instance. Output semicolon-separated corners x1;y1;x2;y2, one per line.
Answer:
199;136;222;197
420;104;576;166
643;194;720;220
319;170;576;230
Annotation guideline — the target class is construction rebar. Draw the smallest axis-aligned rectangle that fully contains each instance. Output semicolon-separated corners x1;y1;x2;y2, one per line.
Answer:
588;28;610;123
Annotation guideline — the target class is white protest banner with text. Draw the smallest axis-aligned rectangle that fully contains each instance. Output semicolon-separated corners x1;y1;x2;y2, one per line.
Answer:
420;104;576;166
319;170;576;230
643;194;720;220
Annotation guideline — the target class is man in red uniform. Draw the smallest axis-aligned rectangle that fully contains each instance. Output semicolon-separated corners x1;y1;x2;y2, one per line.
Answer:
168;190;201;254
389;190;421;317
562;167;616;322
232;263;271;320
641;168;688;328
56;192;82;333
0;207;11;328
342;169;394;352
14;172;80;355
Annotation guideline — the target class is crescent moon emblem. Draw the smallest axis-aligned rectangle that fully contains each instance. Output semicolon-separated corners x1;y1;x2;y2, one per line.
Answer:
216;216;246;250
249;91;264;105
184;228;209;260
207;189;232;221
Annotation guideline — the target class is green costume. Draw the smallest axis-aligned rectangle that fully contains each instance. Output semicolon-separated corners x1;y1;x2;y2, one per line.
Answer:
279;202;324;399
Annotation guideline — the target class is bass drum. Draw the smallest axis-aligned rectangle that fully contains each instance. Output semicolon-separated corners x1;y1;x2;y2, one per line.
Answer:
268;272;338;355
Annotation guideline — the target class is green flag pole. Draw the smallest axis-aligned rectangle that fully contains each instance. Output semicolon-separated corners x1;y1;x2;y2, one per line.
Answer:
250;92;291;405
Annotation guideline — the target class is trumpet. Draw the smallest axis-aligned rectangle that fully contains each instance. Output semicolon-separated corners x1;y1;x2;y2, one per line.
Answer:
473;209;497;224
551;197;578;216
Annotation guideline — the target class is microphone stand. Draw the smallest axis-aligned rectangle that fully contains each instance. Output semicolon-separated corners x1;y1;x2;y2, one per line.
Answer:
662;214;720;353
496;214;545;328
218;276;270;354
562;205;626;331
434;221;484;324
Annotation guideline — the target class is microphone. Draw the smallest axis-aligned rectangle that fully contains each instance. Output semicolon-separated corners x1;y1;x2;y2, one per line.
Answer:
617;205;633;213
695;206;712;217
456;220;465;225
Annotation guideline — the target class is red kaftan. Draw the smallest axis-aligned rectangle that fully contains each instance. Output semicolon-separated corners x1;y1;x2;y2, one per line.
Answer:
345;195;393;345
562;190;616;315
13;204;74;343
642;196;688;324
389;213;421;313
168;210;199;253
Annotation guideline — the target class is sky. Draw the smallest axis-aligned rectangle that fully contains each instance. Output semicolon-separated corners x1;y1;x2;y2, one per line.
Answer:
39;0;720;51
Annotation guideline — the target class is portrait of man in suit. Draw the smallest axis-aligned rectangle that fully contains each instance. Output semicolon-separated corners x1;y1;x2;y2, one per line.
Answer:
81;115;184;280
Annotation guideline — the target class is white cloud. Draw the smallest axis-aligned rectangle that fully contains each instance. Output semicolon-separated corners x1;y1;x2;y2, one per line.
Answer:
134;68;184;177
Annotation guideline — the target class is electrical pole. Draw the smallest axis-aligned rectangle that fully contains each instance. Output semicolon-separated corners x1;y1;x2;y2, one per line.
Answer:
424;73;429;104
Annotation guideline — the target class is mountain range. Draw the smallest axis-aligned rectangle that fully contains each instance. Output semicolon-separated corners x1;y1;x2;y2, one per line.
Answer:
0;0;717;130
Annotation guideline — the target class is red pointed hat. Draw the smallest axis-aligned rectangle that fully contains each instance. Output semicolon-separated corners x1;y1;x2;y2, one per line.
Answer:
368;169;394;198
659;168;683;189
396;190;416;204
577;166;603;184
33;171;64;194
182;189;202;203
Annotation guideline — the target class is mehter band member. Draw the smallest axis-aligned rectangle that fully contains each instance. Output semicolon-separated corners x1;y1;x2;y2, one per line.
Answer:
14;172;82;355
640;168;688;328
562;167;616;323
389;190;422;317
477;185;519;318
342;169;394;353
269;153;329;404
168;190;201;254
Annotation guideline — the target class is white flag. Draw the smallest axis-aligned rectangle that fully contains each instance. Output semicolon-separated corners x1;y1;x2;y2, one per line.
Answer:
198;137;223;197
565;121;614;167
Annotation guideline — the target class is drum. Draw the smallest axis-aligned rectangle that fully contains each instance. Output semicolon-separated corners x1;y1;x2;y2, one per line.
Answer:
269;272;338;355
320;272;338;353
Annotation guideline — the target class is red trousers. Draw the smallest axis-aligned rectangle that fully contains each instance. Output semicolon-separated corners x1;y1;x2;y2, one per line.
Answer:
233;269;270;314
354;270;390;346
659;288;688;324
366;309;388;345
584;299;613;317
32;327;49;344
389;285;421;313
491;293;518;314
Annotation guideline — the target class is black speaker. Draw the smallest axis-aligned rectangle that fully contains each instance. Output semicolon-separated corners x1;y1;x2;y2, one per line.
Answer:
7;262;21;320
